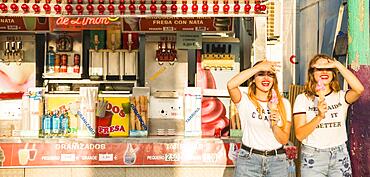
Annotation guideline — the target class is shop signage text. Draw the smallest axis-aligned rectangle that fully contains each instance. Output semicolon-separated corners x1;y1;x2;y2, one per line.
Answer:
56;17;111;26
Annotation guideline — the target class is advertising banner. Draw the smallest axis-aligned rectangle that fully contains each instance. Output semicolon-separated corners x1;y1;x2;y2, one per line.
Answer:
0;141;240;167
123;17;233;32
0;17;49;31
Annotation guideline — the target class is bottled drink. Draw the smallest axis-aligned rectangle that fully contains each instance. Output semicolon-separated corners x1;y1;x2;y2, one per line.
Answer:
47;46;56;73
73;54;80;73
60;112;69;136
42;113;52;136
60;54;68;73
54;54;61;72
51;111;60;136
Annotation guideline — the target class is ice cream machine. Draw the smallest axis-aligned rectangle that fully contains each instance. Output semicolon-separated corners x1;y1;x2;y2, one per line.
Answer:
89;31;138;81
0;34;35;65
144;34;188;136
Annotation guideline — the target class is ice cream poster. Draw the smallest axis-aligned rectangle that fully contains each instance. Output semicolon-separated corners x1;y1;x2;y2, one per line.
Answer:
196;50;232;137
201;96;230;137
96;96;130;137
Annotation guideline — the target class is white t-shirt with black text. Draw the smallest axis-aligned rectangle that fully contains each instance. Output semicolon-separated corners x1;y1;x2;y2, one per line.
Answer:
293;90;349;149
236;89;292;151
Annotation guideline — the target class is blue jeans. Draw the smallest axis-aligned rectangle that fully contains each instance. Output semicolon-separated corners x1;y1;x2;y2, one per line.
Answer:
301;144;352;177
233;148;289;177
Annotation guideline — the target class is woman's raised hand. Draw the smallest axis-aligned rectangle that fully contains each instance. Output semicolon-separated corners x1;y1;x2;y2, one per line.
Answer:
269;110;280;127
317;99;328;119
255;59;281;73
312;58;340;69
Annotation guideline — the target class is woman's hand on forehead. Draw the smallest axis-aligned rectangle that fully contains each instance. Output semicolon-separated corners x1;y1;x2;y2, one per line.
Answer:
256;60;281;73
312;58;338;69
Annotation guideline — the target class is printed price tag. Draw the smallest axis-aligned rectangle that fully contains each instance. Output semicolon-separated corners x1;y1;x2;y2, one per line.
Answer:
176;32;202;49
165;153;180;162
99;154;114;161
60;154;76;161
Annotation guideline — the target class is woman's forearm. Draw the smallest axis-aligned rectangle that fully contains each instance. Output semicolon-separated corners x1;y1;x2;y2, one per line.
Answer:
272;124;290;145
227;67;259;90
295;115;323;141
335;61;364;94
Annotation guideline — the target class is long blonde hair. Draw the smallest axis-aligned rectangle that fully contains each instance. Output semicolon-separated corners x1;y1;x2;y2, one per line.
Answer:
247;62;287;127
304;54;340;99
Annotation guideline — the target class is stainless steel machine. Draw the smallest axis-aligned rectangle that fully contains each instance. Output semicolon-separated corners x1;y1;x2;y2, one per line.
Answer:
145;34;188;136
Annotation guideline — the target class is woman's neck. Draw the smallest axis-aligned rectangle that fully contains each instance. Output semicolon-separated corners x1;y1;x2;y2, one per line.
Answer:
255;89;270;102
322;86;332;95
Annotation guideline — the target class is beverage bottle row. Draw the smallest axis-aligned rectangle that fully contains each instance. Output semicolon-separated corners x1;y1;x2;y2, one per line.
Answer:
41;110;70;137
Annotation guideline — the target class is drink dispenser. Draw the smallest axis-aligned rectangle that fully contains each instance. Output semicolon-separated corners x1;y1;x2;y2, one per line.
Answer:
89;31;106;80
89;51;104;80
106;51;120;80
122;33;139;80
1;36;25;65
90;30;106;50
107;30;122;80
123;51;137;80
107;29;122;51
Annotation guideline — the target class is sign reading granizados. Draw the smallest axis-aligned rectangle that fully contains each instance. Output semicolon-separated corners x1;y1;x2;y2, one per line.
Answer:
0;141;239;167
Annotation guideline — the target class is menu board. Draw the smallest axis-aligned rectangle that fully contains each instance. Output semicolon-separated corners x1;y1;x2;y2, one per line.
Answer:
0;17;49;31
0;140;240;167
123;17;233;32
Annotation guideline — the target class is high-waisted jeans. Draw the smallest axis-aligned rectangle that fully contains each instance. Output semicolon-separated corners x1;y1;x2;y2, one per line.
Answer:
233;148;289;177
300;144;352;177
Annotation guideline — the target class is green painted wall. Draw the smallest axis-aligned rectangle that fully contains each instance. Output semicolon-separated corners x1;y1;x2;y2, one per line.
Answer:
348;0;370;66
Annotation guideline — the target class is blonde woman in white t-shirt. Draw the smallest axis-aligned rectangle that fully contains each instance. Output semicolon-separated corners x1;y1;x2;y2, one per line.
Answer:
293;54;364;177
228;60;292;177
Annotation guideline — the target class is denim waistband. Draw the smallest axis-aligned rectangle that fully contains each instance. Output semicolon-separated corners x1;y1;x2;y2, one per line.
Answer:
302;144;347;152
241;144;285;156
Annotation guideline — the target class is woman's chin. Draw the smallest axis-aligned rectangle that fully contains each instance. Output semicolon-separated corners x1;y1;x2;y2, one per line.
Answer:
256;87;271;93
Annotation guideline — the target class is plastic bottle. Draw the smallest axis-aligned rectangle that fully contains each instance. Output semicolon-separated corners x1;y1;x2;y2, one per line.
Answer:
51;111;60;136
42;113;51;136
60;111;69;136
73;54;80;73
47;46;56;73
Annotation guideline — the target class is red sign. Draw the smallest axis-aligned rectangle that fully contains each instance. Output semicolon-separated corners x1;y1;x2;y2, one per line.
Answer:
122;17;233;32
0;17;49;31
0;140;240;167
50;17;121;31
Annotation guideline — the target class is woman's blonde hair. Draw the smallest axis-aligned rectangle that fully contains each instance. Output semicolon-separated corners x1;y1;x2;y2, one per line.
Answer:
247;61;287;127
304;54;340;98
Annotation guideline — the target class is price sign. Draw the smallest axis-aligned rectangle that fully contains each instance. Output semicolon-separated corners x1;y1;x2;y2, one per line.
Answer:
176;32;202;50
